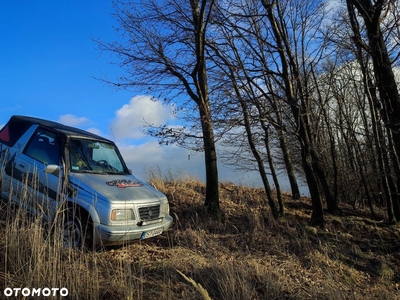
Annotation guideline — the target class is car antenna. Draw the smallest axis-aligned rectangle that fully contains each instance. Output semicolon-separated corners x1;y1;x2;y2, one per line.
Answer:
110;127;116;142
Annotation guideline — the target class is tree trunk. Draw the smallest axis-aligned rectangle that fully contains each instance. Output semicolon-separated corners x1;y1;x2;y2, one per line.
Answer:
275;111;301;200
190;0;221;220
262;123;284;216
240;99;279;219
199;103;221;220
302;144;325;227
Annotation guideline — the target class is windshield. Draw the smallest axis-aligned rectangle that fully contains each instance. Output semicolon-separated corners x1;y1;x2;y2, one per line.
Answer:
69;139;126;174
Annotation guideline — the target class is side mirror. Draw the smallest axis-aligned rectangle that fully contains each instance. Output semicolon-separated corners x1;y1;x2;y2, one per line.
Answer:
45;164;60;176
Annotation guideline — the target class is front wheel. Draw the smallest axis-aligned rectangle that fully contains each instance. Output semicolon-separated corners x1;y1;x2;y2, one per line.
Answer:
55;208;94;250
61;213;83;248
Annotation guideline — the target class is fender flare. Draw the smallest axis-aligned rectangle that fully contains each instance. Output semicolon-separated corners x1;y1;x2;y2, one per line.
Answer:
66;197;101;225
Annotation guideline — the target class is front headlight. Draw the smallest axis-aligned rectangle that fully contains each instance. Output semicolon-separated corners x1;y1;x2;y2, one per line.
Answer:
160;202;170;215
111;209;135;221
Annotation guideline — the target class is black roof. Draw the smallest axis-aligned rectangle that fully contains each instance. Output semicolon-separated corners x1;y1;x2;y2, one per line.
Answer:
0;115;111;147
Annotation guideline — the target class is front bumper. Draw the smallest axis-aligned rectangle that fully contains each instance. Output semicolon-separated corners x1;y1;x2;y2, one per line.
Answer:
93;215;173;245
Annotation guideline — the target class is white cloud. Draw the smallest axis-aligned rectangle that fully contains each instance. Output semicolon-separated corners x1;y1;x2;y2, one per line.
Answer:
110;95;175;141
85;127;103;136
58;114;104;138
58;114;91;127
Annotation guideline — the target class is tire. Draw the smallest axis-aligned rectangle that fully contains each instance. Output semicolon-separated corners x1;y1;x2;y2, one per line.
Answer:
61;211;84;249
53;204;94;250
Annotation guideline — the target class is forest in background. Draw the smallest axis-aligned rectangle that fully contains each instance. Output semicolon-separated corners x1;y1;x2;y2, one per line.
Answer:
97;0;400;226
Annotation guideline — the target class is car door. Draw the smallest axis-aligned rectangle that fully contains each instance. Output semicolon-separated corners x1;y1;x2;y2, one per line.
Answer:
12;128;63;217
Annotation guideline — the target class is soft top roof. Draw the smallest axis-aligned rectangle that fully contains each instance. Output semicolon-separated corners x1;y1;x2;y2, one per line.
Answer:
0;115;112;147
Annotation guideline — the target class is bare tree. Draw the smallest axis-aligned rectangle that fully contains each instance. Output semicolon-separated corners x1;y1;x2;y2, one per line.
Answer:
260;0;337;226
207;0;335;224
346;0;400;222
97;0;221;220
209;0;302;204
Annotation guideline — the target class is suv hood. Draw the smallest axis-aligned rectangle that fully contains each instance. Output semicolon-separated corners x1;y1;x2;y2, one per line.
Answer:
69;173;165;202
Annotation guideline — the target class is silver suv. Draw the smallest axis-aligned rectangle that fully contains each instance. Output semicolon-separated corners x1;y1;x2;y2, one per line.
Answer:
0;115;173;248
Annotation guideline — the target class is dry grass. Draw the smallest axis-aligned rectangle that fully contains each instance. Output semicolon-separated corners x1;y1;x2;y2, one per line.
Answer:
0;169;399;299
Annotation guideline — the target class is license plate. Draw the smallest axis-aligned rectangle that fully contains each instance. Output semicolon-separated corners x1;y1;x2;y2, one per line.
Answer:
141;228;163;239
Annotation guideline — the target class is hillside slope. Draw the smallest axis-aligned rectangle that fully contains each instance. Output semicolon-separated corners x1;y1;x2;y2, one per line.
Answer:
1;175;399;299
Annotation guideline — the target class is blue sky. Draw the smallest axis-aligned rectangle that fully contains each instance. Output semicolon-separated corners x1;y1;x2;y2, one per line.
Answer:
0;1;128;126
0;1;309;194
0;1;262;187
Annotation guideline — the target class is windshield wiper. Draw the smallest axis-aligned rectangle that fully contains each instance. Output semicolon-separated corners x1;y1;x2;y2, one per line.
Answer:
101;171;126;175
72;169;98;174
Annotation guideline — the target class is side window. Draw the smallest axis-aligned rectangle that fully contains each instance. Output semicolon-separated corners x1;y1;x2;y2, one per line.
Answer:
25;129;60;165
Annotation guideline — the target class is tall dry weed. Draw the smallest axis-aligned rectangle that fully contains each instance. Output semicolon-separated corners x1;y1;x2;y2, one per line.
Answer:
0;168;398;299
0;174;146;299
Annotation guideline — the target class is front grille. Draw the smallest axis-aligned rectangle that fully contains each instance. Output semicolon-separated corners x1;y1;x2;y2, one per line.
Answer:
138;205;160;220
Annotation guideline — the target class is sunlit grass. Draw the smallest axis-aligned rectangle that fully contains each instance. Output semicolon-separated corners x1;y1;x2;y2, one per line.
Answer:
0;168;398;299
